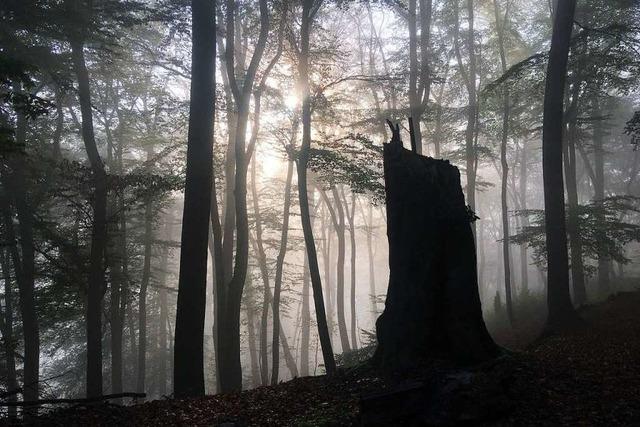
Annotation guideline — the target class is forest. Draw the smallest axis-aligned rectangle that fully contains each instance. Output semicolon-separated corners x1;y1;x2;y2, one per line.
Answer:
1;0;640;425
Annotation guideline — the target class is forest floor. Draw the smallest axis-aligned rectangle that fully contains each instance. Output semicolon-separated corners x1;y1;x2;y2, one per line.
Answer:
5;290;640;426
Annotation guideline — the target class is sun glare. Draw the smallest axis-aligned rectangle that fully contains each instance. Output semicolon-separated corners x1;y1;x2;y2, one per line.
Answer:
262;151;282;178
285;93;299;110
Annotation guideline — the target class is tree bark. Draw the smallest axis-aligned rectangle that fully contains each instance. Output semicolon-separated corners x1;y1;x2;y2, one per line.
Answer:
250;161;271;386
173;0;215;397
218;0;270;392
320;205;335;337
564;112;587;305
4;97;40;407
375;136;498;372
593;103;609;294
407;0;432;155
158;219;169;396
295;0;336;376
342;189;358;350
244;275;261;388
454;0;478;235
363;203;378;325
494;0;513;323
320;188;350;353
542;0;579;330
0;248;18;420
300;254;311;376
271;158;295;385
137;185;154;397
519;141;529;294
70;38;107;399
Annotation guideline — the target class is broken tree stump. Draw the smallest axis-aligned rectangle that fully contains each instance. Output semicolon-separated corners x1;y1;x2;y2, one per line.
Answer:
374;123;499;373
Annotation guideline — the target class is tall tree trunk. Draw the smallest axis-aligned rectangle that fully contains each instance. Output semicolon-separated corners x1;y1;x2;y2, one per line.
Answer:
465;0;477;228
320;205;335;337
104;117;119;396
0;248;17;419
365;204;377;325
271;158;295;385
218;0;270;392
158;261;168;396
593;104;609;294
342;189;358;350
519;141;529;294
477;221;486;301
106;153;123;401
407;0;432;154
542;0;578;330
244;275;261;388
454;0;478;235
125;298;137;390
564;115;587;305
5;97;40;406
137;188;154;397
70;37;107;398
494;0;513;324
300;254;311;376
320;188;350;353
296;0;336;375
408;0;422;154
250;161;271;386
173;0;215;397
112;131;128;398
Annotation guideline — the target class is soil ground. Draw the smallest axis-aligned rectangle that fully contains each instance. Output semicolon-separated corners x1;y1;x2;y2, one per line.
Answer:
4;291;640;426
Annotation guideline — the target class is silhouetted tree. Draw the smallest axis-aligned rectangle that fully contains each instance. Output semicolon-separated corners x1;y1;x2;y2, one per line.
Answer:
173;0;215;398
542;0;578;331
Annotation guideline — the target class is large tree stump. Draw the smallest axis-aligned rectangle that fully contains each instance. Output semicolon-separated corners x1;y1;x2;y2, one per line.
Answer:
374;127;499;373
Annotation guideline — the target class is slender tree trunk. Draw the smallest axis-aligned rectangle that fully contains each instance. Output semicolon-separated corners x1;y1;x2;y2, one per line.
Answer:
296;0;336;375
366;205;377;325
300;254;311;376
454;0;478;235
70;37;107;398
137;188;154;397
108;204;123;400
271;158;295;384
112;133;128;398
158;278;168;396
494;0;513;323
125;299;137;390
320;188;350;353
342;189;358;350
5;99;40;406
593;103;609;294
250;161;271;386
465;0;477;229
408;0;422;154
0;248;17;419
519;141;529;294
103;90;122;400
173;0;215;397
564;115;587;305
407;0;432;154
244;275;261;388
320;206;334;337
477;221;486;301
542;0;579;330
218;0;270;392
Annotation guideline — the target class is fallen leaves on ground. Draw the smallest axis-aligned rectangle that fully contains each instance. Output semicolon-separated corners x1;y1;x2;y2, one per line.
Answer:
5;291;640;426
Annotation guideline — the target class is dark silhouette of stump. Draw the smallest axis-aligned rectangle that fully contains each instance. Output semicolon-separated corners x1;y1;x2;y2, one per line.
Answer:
374;121;499;373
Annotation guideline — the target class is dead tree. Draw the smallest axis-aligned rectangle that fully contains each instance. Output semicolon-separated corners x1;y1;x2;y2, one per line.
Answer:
374;120;499;373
